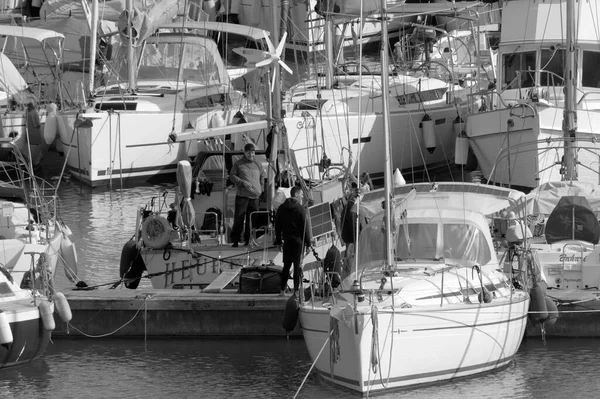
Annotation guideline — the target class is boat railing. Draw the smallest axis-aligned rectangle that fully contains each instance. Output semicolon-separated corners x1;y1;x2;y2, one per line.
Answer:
562;243;585;271
195;210;221;243
249;210;272;245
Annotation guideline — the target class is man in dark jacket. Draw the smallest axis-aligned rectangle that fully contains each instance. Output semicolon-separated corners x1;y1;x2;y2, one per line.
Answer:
275;186;312;295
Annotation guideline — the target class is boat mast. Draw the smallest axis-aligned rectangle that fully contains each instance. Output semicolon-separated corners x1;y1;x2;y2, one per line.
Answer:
89;0;98;96
268;1;281;204
563;0;577;181
126;0;136;93
380;0;394;269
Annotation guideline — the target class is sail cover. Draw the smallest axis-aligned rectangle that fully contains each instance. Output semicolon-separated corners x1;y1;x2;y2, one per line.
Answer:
545;196;600;244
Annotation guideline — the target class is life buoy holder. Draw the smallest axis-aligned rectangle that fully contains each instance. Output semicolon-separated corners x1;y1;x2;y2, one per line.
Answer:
141;215;171;249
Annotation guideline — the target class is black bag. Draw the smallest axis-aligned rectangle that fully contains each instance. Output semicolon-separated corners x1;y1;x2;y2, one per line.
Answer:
239;265;283;294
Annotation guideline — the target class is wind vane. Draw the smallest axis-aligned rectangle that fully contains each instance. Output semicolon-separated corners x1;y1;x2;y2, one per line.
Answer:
233;31;293;91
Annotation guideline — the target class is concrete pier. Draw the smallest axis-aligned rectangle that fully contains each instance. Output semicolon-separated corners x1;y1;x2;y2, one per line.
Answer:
53;287;600;339
54;289;302;338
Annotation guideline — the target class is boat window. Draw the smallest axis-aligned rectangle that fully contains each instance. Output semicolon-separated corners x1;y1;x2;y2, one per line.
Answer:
582;51;600;88
293;99;328;111
184;93;232;108
443;223;491;265
503;51;536;89
135;42;222;84
396;223;439;259
540;49;565;86
356;221;491;268
395;88;447;105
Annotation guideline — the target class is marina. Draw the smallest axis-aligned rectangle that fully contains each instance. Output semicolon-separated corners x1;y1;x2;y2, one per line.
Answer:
4;0;600;397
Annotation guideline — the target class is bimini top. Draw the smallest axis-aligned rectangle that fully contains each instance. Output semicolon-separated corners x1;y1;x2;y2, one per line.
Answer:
0;25;64;42
158;21;269;42
360;182;525;218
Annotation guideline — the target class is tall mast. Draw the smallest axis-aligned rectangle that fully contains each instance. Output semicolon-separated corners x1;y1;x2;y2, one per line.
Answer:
268;1;281;205
127;0;136;93
563;0;577;181
380;0;393;269
88;0;98;96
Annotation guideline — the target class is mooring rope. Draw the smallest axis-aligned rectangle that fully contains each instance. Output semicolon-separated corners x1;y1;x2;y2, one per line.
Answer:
293;328;335;398
65;297;148;338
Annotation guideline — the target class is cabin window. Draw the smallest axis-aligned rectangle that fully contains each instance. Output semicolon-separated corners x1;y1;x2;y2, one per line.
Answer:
503;51;536;89
443;223;491;265
540;49;565;86
582;51;600;88
135;41;221;83
395;88;447;105
396;223;439;259
184;93;232;109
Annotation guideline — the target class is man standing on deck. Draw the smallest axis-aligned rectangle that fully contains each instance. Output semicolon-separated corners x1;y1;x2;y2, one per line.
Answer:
274;186;313;295
229;143;266;247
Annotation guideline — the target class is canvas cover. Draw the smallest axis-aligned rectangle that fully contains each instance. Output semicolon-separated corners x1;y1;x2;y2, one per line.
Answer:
544;196;600;244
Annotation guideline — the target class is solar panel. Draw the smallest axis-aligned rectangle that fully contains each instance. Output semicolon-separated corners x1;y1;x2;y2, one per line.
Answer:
308;202;333;239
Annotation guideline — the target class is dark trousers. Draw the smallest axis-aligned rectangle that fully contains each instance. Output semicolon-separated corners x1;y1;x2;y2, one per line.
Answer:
231;196;259;244
281;237;303;291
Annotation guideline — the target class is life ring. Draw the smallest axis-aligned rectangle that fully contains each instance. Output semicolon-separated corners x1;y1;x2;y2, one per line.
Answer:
141;215;171;249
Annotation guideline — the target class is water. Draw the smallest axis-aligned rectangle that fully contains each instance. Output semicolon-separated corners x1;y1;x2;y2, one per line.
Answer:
2;335;600;399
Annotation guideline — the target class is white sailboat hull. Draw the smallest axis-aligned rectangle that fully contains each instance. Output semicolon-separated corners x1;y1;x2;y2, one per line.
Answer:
55;107;241;187
299;294;529;393
467;106;600;188
285;103;463;182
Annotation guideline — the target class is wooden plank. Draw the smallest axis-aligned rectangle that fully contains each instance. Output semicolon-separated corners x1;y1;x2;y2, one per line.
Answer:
202;270;240;293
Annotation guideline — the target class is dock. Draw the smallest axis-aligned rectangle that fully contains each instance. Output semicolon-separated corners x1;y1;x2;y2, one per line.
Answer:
53;287;600;339
54;289;302;338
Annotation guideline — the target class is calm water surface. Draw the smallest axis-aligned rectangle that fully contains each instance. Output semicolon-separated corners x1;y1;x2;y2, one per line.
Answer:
1;336;600;399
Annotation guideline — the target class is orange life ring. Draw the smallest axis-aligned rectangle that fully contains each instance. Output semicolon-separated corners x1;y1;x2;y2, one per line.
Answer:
141;215;171;249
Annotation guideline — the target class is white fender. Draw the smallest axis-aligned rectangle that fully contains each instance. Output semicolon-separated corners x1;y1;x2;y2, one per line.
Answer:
455;136;469;165
0;312;13;344
60;234;78;283
38;300;55;331
421;114;436;153
54;292;72;323
210;112;225;128
44;103;58;145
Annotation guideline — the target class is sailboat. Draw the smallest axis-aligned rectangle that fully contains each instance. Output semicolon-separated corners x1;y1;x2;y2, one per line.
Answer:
0;25;66;167
117;6;347;291
280;0;496;185
479;0;600;337
53;1;272;187
296;1;530;394
0;139;74;368
465;0;600;190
